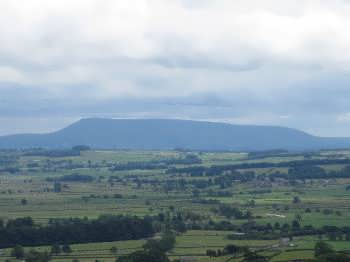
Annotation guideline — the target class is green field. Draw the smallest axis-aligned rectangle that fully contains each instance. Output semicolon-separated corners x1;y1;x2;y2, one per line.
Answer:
1;149;350;261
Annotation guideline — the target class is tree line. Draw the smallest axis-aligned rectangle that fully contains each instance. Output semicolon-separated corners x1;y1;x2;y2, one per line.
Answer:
46;173;94;182
167;158;350;176
167;162;350;182
0;215;154;248
110;154;202;172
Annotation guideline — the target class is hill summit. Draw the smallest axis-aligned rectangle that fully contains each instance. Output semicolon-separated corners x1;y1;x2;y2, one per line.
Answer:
0;118;349;151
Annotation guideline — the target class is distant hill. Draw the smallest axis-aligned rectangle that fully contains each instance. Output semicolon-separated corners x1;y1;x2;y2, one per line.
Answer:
0;118;350;151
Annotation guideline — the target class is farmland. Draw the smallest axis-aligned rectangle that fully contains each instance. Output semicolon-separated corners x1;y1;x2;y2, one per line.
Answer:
0;148;350;261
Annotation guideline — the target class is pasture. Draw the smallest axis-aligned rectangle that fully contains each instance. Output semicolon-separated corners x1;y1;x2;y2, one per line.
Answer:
0;149;350;261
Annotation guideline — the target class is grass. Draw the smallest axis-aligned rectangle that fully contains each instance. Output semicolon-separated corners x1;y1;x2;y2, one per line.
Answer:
1;150;350;261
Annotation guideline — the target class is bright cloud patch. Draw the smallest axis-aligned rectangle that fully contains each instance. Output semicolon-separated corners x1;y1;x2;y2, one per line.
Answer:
1;0;350;136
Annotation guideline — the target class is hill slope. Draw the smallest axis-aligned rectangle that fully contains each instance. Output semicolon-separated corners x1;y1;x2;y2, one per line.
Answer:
0;118;349;150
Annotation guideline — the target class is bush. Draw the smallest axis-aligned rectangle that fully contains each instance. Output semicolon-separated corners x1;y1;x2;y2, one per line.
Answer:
11;245;24;259
50;244;61;255
110;246;118;254
25;249;51;262
315;241;334;257
62;244;72;253
206;249;216;257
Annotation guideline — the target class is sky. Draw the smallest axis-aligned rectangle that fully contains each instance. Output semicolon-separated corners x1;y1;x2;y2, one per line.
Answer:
1;0;350;136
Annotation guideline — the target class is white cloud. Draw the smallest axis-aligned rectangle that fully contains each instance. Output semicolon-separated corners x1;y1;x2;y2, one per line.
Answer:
0;66;24;82
1;0;350;135
1;1;350;75
336;113;350;123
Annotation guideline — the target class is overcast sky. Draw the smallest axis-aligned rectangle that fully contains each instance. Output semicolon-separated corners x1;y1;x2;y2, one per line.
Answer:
1;0;350;136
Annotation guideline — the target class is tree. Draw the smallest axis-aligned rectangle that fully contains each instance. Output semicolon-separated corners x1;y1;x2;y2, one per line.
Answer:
62;244;72;253
274;222;281;230
143;231;176;253
50;244;61;255
295;213;303;222
53;182;62;193
316;253;350;262
25;249;51;262
72;145;91;151
116;249;169;262
346;234;350;241
192;189;200;197
0;215;154;248
110;246;118;254
206;249;216;257
116;232;172;262
292;220;300;229
248;199;255;207
224;244;240;255
245;251;268;262
11;245;24;259
293;196;301;204
315;241;334;257
243;251;267;262
21;198;28;205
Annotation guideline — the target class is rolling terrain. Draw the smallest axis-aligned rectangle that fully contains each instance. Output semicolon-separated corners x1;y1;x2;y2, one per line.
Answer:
1;149;350;261
1;118;350;151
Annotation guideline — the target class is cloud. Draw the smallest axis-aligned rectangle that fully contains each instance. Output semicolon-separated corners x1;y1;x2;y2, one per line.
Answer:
1;0;350;135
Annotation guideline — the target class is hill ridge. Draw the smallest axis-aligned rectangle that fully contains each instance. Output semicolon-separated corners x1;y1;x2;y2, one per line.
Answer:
0;118;349;150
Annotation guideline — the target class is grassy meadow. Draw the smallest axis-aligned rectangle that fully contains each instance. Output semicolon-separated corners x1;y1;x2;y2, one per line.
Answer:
0;149;350;261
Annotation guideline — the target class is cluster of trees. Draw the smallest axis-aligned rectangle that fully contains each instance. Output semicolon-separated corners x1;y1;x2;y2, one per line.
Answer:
207;244;248;257
226;220;350;240
112;173;253;193
137;172;255;193
110;154;202;172
0;215;154;248
2;208;233;250
40;159;86;171
314;241;350;262
167;158;350;177
205;241;350;262
159;154;202;165
212;204;253;219
0;166;20;174
247;149;291;159
160;177;239;192
11;245;51;262
81;193;123;202
46;173;94;183
167;165;259;180
167;161;350;184
0;151;20;174
207;245;268;262
22;145;90;158
206;189;233;197
71;145;91;151
285;165;350;180
11;243;72;261
49;243;72;254
153;209;252;232
117;248;169;262
110;161;168;171
23;148;81;157
117;232;175;262
167;165;231;177
0;154;18;165
255;165;350;181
